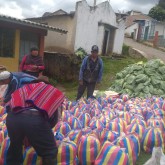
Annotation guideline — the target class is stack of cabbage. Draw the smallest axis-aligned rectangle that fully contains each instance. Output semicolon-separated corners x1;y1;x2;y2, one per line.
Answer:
109;59;165;98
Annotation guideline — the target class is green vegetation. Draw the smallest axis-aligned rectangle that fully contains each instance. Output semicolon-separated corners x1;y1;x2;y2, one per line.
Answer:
148;5;165;21
109;59;165;98
136;151;151;165
56;56;147;100
122;44;130;56
148;0;165;21
75;47;87;59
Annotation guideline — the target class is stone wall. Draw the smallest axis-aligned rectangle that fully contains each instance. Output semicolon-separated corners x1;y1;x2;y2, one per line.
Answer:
129;47;147;59
43;52;81;81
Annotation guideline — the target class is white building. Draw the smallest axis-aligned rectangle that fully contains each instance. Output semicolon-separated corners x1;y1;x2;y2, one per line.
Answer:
125;14;153;40
125;11;165;47
29;0;126;55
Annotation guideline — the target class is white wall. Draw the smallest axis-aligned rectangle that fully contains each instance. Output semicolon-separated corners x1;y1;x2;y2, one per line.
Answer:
74;0;119;54
114;19;126;54
96;25;104;52
43;16;76;52
155;23;165;37
125;23;139;38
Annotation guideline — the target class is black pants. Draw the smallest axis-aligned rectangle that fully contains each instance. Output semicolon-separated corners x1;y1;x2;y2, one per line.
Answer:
76;80;96;100
6;111;57;165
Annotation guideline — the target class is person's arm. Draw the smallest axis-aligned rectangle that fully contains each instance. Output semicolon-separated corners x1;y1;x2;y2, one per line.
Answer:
97;59;103;83
4;79;17;103
19;55;27;71
79;57;88;81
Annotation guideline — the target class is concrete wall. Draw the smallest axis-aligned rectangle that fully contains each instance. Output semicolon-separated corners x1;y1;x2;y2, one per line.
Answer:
114;19;126;54
43;52;81;81
74;0;119;54
125;23;139;39
0;30;20;71
41;15;76;53
155;23;165;37
96;25;104;52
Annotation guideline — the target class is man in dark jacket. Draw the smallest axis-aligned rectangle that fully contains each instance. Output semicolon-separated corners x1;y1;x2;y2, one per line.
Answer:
76;45;103;100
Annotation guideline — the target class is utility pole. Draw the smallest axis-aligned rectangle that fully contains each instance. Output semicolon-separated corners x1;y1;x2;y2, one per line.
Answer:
94;0;96;6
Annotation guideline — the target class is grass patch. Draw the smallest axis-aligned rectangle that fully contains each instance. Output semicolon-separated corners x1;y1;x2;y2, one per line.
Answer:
136;151;151;165
57;56;147;100
122;44;130;56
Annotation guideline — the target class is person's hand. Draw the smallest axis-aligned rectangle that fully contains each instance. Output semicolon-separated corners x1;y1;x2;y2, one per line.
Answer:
79;80;83;85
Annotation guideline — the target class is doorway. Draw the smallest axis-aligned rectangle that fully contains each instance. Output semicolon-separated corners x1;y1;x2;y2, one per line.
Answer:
102;29;110;55
144;26;149;40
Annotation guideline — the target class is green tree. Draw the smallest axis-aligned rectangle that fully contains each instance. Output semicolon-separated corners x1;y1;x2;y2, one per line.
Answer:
148;5;165;21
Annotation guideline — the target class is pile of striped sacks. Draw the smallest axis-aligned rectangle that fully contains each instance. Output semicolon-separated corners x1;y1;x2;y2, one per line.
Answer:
0;94;165;165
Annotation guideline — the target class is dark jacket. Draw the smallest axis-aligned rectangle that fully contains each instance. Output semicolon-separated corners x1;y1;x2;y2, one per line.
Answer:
79;56;103;83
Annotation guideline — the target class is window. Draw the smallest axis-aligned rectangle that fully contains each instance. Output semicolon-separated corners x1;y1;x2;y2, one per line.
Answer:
0;27;15;57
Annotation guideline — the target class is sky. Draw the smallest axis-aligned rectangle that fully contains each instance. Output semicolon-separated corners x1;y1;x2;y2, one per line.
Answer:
0;0;159;19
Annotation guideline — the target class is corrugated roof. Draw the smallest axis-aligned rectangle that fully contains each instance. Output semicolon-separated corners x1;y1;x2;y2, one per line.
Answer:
0;14;67;34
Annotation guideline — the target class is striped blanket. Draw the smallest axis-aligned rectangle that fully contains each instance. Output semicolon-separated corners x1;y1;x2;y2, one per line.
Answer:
6;82;65;118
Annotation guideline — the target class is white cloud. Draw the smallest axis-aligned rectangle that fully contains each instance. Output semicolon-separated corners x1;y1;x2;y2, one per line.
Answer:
0;1;23;18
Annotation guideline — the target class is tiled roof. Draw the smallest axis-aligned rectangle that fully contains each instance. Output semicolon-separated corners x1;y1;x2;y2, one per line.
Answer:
0;14;67;34
126;14;153;28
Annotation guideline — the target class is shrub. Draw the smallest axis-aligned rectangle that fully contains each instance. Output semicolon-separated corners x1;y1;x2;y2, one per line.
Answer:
122;44;130;56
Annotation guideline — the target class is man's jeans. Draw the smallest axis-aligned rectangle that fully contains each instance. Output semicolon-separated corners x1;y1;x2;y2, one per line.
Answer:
6;111;57;165
76;80;96;100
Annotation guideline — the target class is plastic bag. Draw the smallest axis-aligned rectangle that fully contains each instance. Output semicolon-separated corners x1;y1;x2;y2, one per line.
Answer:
144;147;165;165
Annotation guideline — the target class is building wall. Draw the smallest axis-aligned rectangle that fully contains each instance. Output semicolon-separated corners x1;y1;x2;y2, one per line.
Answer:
114;19;126;54
0;29;20;71
44;52;80;81
155;23;165;37
97;25;105;53
0;22;46;72
40;15;76;53
125;23;139;39
74;0;119;54
130;11;142;16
